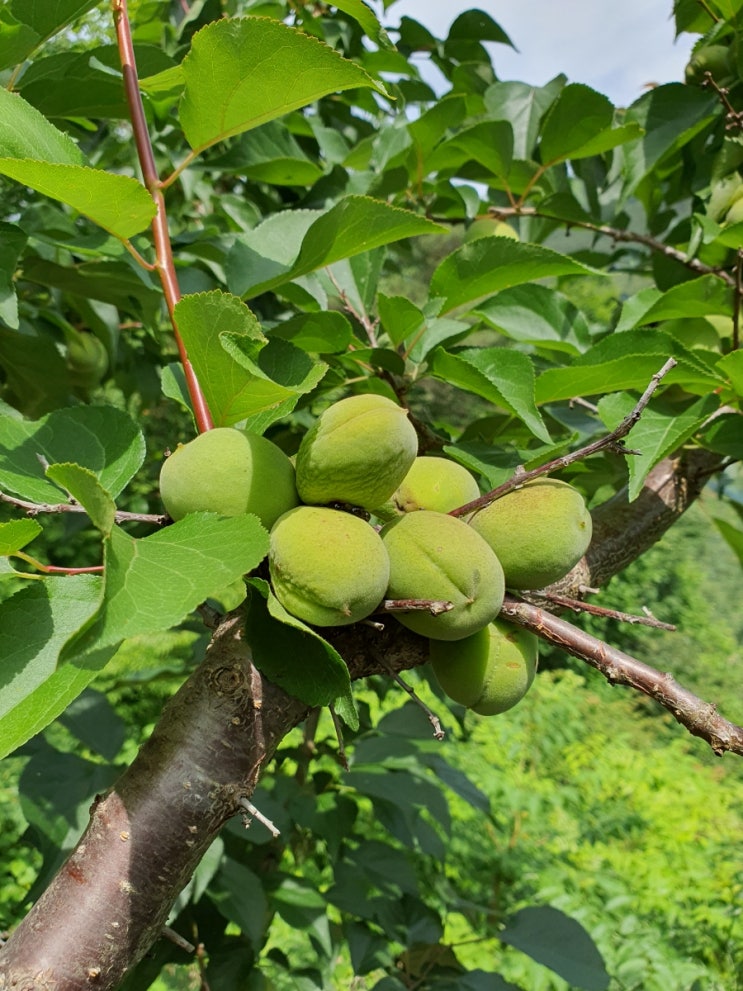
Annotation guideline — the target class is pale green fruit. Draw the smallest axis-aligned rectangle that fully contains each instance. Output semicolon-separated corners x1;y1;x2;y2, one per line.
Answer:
726;197;743;226
469;478;591;590
390;456;480;514
160;427;298;529
381;511;505;641
430;619;538;715
269;506;390;627
296;394;418;510
66;331;109;388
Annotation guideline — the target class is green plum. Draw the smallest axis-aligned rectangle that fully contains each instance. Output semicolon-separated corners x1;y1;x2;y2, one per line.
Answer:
430;619;538;715
160;427;298;530
381;510;504;641
269;506;390;627
469;478;591;590
296;394;418;510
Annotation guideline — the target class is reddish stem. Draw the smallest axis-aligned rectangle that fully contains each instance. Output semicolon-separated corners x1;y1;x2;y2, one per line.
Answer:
112;0;213;433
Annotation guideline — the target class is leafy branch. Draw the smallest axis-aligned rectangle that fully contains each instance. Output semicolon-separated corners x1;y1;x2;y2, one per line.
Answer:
450;358;677;518
490;205;738;287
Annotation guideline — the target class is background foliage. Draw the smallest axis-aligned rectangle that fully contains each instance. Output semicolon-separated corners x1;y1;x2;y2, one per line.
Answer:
0;0;742;988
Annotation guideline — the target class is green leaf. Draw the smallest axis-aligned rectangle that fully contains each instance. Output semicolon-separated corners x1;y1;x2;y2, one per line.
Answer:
448;9;514;46
330;0;393;49
484;78;565;160
201;120;324;186
45;463;116;535
211;859;269;950
0;221;27;329
717;350;743;397
0;9;39;73
62;514;269;662
616;275;733;331
430;238;595;314
0;575;116;759
474;285;591;355
430;347;550;443
427;121;514;179
17;45;176;120
0;406;146;503
597;392;719;501
0;87;83;164
698;411;743;458
535;331;726;403
245;578;356;722
378;293;425;347
268;311;353;354
174;291;327;427
0;1;101;74
0;161;156;240
229;196;444;299
622;84;718;197
174;291;265;427
180;17;387;155
499;906;609;990
540;84;641;163
0;518;42;555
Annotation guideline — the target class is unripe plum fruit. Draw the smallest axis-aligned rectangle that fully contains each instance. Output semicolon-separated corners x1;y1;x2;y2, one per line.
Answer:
430;619;538;715
381;510;505;641
388;456;480;514
469;478;591;590
159;427;298;530
295;394;418;510
269;506;390;627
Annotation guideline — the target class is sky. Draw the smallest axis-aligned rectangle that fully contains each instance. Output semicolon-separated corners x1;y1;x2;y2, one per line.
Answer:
384;0;695;109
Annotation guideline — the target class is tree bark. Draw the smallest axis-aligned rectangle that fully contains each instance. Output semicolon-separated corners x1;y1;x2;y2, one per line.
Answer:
0;448;727;990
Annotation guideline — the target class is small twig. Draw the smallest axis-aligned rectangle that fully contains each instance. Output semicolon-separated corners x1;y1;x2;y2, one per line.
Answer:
451;359;677;518
325;267;380;346
0;490;167;525
238;796;281;838
530;591;677;631
702;71;743;131
490;205;738;286
375;653;445;740
380;598;454;616
161;926;195;954
328;703;349;771
500;594;743;756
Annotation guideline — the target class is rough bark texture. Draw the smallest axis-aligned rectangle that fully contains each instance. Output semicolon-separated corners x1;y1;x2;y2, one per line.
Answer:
0;614;309;991
0;448;727;989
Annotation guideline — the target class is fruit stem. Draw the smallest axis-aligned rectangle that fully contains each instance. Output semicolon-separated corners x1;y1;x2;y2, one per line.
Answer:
112;0;213;434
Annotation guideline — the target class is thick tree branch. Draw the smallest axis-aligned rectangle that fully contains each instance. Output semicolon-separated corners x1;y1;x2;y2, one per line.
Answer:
501;595;743;756
553;446;726;594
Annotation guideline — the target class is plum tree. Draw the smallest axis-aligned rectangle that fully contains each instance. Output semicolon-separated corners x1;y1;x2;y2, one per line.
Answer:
296;394;418;510
430;619;538;715
381;510;505;640
159;427;298;529
269;505;390;626
470;478;592;589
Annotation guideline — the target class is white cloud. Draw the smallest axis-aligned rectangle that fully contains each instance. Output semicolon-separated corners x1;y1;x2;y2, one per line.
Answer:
383;0;695;107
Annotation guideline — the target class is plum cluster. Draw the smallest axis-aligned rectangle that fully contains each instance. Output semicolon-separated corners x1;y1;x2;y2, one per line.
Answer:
159;395;592;717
